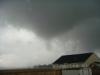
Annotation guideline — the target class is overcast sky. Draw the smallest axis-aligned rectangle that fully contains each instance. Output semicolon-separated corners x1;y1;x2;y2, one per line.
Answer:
0;0;100;69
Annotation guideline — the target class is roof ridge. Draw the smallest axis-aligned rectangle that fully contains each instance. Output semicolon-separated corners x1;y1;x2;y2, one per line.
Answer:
62;52;94;57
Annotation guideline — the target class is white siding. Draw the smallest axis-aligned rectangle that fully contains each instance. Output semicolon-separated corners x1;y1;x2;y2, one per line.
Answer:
80;68;92;75
85;53;98;66
62;68;92;75
53;63;88;69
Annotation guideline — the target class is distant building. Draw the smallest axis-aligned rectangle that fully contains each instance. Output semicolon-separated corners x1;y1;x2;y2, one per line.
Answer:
53;52;100;75
34;64;52;69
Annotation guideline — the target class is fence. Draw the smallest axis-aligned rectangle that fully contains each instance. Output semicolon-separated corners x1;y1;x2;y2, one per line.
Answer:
0;68;99;75
0;69;62;75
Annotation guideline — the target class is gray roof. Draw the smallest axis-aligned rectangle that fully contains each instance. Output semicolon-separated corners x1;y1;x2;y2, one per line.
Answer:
53;52;93;64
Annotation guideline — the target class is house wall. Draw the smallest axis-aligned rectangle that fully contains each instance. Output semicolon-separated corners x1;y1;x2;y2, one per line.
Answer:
53;63;89;69
85;54;98;66
62;68;92;75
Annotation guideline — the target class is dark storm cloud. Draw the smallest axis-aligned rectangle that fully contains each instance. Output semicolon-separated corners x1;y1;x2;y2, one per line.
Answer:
0;0;100;50
1;0;100;38
70;18;100;50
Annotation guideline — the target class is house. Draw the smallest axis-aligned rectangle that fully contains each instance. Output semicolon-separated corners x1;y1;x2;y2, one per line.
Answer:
53;52;100;75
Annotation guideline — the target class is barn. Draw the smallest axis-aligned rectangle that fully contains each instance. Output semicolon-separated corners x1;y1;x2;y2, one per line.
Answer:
0;52;100;75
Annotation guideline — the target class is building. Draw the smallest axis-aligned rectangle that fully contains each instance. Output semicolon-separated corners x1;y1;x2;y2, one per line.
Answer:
53;52;100;75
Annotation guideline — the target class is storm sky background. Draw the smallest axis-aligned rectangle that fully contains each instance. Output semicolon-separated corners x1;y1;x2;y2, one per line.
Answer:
0;0;100;69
